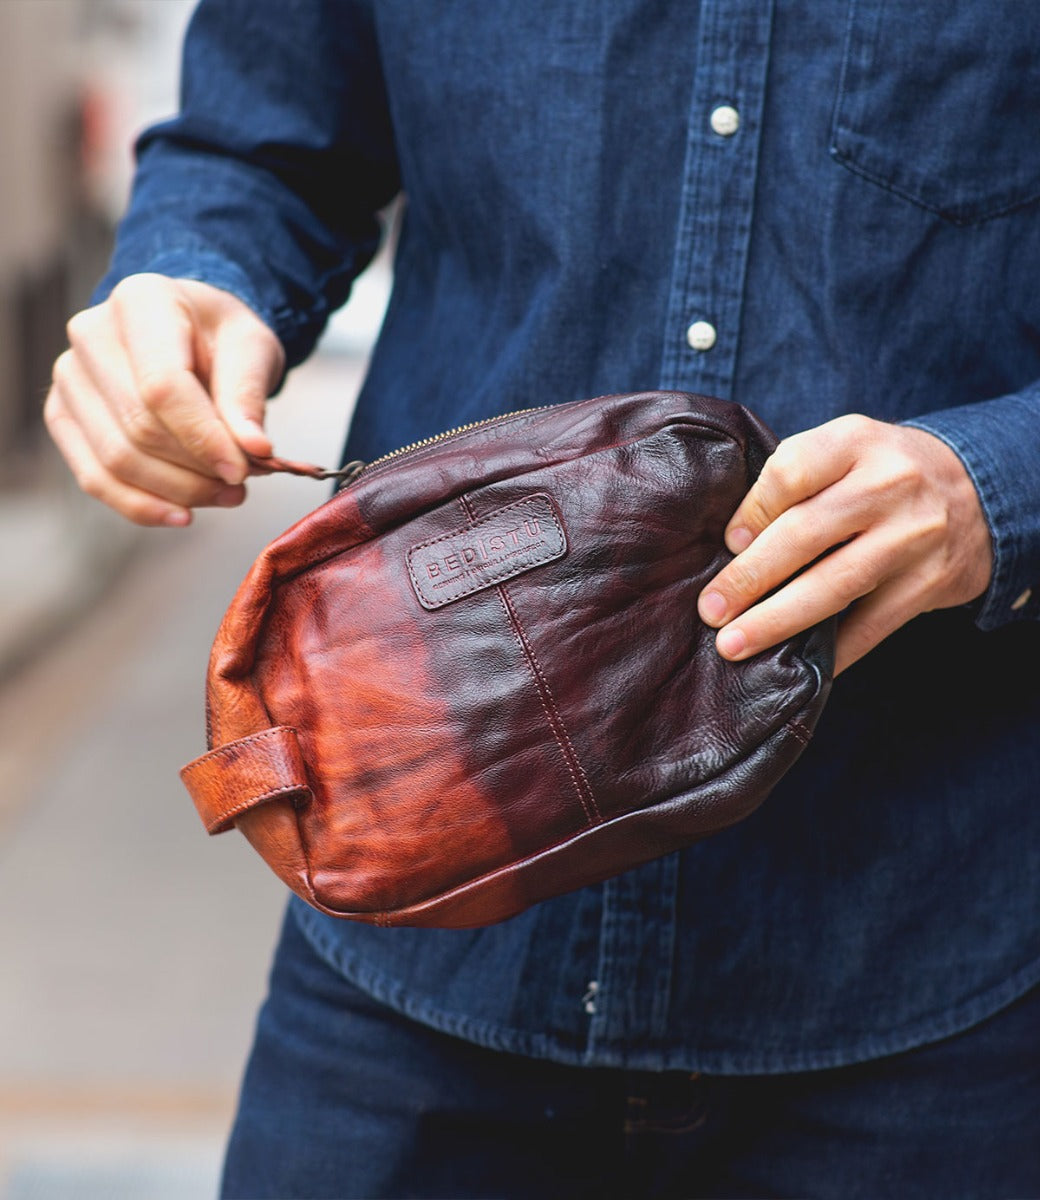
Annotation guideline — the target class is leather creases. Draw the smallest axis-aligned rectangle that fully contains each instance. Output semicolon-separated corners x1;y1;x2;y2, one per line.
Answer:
180;391;835;928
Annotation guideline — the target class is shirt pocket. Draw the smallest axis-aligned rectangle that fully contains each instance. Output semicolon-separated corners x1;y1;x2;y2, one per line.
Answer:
830;0;1040;225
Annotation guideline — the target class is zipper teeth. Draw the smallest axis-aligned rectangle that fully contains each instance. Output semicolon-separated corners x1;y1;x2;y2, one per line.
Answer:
358;404;556;476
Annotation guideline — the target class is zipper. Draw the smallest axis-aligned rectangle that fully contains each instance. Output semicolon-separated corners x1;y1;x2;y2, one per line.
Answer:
333;404;555;490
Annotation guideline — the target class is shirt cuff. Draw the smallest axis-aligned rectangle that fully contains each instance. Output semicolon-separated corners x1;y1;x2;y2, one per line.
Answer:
903;386;1040;630
90;243;296;393
93;245;272;336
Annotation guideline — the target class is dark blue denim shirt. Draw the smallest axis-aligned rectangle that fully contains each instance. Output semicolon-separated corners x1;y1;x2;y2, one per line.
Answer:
100;0;1040;1073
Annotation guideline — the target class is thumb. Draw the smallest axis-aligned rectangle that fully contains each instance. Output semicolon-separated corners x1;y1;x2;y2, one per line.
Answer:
208;313;285;458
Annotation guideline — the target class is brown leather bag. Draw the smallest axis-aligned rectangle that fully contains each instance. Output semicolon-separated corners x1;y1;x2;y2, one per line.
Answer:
180;391;834;928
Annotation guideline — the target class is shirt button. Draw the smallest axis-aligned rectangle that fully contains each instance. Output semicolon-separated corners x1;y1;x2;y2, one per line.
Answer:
582;980;599;1014
686;320;717;352
710;104;740;137
1011;587;1032;611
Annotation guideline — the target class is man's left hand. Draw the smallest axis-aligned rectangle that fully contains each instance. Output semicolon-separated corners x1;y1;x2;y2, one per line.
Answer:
697;415;993;675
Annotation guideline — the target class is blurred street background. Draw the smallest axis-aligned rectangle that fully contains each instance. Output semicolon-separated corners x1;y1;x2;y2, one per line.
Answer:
0;2;390;1195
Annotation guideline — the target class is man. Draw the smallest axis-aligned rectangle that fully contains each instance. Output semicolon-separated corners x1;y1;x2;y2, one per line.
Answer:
46;2;1040;1196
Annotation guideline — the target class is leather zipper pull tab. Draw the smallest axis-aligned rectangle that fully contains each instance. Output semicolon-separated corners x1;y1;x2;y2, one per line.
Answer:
246;454;366;485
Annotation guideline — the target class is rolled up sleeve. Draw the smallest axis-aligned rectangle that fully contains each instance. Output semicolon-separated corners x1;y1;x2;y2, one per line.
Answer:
93;0;399;368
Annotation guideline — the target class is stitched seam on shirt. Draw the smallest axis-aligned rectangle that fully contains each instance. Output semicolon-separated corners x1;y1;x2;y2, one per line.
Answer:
828;146;1040;228
458;495;600;827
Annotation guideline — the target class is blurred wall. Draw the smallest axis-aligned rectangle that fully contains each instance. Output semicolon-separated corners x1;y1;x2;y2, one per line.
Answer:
0;0;81;464
0;0;195;682
0;0;193;472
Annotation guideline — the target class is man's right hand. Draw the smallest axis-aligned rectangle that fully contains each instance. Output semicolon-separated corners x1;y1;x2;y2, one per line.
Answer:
45;273;285;526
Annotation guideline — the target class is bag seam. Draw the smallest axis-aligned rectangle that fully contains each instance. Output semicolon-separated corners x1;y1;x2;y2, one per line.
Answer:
456;493;601;828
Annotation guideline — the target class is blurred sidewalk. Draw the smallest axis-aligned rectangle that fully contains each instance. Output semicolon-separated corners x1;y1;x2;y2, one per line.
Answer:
0;350;365;1199
0;465;140;686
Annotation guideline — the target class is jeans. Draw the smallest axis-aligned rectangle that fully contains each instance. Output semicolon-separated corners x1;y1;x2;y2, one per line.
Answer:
221;905;1040;1199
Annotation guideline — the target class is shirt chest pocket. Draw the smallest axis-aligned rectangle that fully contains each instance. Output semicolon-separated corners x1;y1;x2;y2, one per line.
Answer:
830;1;1040;225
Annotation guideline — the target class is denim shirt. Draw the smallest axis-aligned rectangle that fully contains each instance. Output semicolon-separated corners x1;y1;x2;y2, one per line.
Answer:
99;0;1040;1073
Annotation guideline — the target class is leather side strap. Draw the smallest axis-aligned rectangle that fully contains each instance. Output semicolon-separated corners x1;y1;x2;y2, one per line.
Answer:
180;726;311;835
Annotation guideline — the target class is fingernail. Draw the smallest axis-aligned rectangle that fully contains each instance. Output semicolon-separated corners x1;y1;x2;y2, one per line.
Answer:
699;590;728;624
215;486;244;508
162;509;191;527
217;460;244;486
716;626;748;659
238;419;271;451
727;526;753;553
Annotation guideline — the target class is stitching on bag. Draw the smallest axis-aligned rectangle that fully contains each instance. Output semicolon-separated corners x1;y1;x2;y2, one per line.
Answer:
376;710;815;920
786;719;813;746
186;726;299;772
353;391;623;486
407;540;565;606
458;497;601;827
353;392;741;488
407;494;566;608
277;402;743;588
499;584;601;826
411;494;564;557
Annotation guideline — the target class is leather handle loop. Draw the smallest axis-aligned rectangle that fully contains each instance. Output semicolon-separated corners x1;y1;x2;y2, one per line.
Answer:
180;726;311;835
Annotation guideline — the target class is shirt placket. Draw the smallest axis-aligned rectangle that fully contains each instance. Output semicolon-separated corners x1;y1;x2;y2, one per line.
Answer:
584;853;680;1065
658;0;774;402
580;0;776;1068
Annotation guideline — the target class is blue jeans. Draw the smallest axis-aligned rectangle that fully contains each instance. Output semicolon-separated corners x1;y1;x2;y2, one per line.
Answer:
222;906;1040;1199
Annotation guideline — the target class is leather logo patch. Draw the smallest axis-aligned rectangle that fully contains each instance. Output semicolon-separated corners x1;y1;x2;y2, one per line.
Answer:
408;494;567;610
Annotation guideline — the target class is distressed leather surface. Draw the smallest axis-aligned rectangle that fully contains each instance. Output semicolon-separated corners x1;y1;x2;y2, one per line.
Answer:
180;726;310;834
181;391;835;927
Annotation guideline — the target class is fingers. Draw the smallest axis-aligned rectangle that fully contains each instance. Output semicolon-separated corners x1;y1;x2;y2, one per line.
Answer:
833;575;932;674
50;274;285;526
44;385;190;527
47;355;247;526
699;480;870;628
52;347;246;508
208;315;283;458
706;531;892;659
709;548;929;676
724;416;867;552
702;415;928;664
65;302;216;478
696;415;993;672
110;276;251;485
